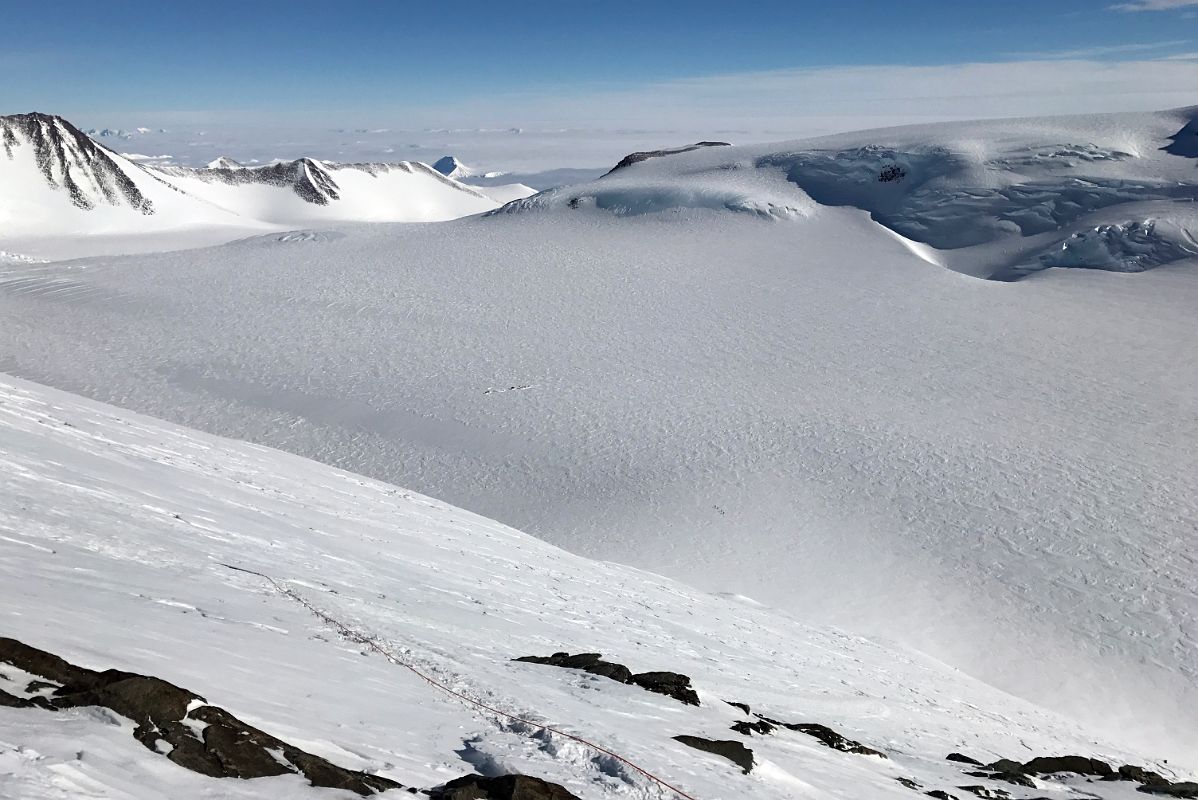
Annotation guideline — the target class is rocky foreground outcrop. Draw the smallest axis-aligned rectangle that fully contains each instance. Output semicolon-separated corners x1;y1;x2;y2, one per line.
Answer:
672;735;754;774
942;750;1191;797
0;637;582;798
725;700;887;758
0;637;407;795
428;774;582;799
514;651;700;705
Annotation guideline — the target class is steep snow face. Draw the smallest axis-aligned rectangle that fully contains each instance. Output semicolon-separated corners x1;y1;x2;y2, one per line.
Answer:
0;373;1181;800
502;107;1198;279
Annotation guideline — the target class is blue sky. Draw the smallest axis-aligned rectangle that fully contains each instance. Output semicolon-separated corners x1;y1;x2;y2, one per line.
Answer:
3;0;1197;124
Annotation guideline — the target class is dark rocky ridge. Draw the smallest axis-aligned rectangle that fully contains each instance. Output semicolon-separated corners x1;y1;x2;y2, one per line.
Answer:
1163;114;1198;158
1140;783;1198;798
672;735;754;774
944;751;1182;796
726;702;886;758
0;637;407;795
153;158;487;206
1;637;594;798
603;141;731;175
513;652;700;705
0;112;153;213
947;753;984;766
428;774;582;799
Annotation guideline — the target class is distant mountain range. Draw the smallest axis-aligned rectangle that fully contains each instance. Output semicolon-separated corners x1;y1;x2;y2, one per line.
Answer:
0;112;535;241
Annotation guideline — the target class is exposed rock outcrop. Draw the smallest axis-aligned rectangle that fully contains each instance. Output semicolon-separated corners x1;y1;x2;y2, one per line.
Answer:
1020;755;1113;776
0;637;404;795
946;753;983;766
428;774;582;800
1139;783;1198;798
782;721;886;757
947;750;1183;795
1164;116;1198;158
723;702;887;758
513;652;700;705
672;735;754;774
730;718;775;736
604;142;731;175
1115;765;1172;787
955;786;1010;799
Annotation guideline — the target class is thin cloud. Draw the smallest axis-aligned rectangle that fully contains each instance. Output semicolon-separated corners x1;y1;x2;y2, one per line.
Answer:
93;59;1198;141
1004;40;1187;58
460;59;1198;132
1112;0;1198;10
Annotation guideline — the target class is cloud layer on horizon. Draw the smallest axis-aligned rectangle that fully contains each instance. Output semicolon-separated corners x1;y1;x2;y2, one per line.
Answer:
83;58;1198;143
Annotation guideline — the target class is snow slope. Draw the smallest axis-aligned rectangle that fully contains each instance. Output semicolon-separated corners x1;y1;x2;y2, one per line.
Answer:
2;107;1196;768
0;373;1183;800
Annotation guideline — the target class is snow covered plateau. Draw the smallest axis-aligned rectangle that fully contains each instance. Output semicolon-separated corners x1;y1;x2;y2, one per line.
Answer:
1;106;1197;798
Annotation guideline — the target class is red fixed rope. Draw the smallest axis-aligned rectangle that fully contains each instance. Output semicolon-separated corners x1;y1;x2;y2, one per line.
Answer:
220;563;700;800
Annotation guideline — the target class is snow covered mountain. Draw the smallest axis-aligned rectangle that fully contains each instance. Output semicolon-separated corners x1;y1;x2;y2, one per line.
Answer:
147;158;506;225
499;106;1198;279
82;126;161;140
1;372;1188;800
0;112;253;241
431;155;537;204
0;113;535;258
206;155;244;170
433;155;475;179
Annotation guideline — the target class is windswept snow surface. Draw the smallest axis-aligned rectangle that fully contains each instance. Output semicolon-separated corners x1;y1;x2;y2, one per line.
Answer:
2;108;1197;766
0;374;1183;800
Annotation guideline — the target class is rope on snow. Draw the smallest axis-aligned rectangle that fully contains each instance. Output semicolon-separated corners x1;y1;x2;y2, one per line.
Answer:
220;562;700;800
